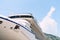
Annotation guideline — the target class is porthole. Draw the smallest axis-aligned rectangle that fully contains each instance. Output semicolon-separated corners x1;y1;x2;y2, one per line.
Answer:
10;27;13;29
0;21;3;24
4;26;6;28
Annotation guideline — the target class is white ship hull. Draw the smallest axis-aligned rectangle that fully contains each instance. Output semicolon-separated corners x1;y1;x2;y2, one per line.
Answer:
0;16;36;40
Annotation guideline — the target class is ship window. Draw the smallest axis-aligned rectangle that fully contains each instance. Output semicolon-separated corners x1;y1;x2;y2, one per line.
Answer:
14;25;20;29
0;21;3;24
9;15;34;18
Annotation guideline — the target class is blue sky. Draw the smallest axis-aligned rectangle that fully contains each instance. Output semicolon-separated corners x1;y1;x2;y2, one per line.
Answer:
0;0;60;37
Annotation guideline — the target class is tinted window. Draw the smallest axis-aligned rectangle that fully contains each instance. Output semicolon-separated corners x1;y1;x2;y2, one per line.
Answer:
9;15;34;18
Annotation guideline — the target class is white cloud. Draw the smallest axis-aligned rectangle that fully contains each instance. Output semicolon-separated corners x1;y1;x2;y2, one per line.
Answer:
39;6;58;36
47;6;55;17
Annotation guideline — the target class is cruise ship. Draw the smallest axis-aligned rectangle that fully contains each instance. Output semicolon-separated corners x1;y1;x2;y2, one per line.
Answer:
0;14;50;40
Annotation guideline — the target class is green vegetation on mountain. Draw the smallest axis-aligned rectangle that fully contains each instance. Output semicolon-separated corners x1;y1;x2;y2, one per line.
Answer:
44;33;60;40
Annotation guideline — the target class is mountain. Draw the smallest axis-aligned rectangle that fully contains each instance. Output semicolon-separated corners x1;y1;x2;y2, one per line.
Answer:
44;33;60;40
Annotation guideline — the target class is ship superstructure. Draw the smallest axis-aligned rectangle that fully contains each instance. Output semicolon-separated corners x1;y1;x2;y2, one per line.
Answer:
0;14;51;40
9;14;48;40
